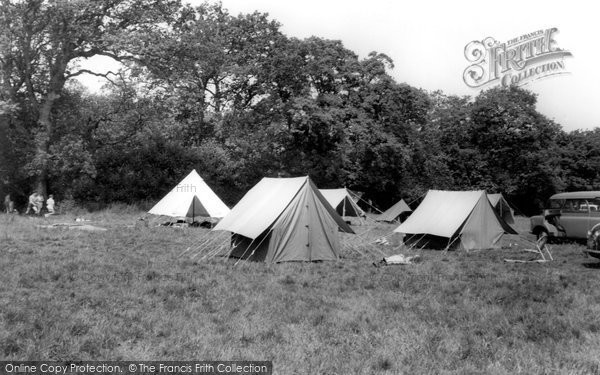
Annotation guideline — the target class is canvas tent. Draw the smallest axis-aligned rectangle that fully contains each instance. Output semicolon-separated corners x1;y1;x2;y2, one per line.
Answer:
213;176;354;263
319;188;367;218
488;193;515;224
394;190;517;250
148;169;230;222
377;199;412;223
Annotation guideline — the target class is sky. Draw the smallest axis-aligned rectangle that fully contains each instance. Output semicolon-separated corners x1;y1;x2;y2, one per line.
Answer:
80;0;599;131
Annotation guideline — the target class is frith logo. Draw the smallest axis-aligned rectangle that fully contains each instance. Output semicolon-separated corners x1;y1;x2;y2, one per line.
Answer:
175;184;197;193
463;28;572;88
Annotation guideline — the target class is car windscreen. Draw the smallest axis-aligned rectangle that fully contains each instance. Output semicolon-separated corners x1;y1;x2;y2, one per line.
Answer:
548;199;564;209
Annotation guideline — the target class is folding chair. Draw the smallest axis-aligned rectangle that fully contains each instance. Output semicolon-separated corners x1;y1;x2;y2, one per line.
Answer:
504;233;553;263
531;232;553;261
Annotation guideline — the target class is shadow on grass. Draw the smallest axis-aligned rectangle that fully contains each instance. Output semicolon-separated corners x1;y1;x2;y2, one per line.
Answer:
582;261;600;269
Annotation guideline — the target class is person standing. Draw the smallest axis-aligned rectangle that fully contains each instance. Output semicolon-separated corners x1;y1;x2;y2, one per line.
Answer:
25;192;36;214
34;193;43;215
46;194;55;215
4;194;15;213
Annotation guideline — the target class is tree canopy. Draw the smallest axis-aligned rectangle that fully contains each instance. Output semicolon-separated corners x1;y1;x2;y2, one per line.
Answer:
0;0;596;215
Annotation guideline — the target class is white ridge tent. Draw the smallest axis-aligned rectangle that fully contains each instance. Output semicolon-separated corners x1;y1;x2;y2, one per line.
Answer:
377;199;412;223
394;190;517;250
214;176;354;263
319;188;367;218
148;169;230;222
487;193;515;224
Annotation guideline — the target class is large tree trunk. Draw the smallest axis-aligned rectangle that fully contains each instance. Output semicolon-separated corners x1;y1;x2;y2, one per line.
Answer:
0;113;10;187
34;91;60;196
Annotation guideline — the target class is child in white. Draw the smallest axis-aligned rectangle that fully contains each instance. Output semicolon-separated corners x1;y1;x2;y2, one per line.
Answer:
46;195;55;214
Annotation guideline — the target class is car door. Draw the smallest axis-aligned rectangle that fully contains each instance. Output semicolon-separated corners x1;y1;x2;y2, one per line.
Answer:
586;198;600;233
558;199;591;239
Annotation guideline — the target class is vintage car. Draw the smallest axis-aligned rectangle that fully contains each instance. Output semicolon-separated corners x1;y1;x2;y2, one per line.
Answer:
530;192;600;258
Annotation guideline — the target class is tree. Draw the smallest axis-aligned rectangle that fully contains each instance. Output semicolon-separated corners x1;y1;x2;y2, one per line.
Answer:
128;2;285;146
426;91;479;189
465;86;562;213
0;0;180;195
556;129;600;191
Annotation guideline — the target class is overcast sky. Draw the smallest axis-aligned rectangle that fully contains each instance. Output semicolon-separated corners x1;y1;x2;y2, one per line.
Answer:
81;0;599;132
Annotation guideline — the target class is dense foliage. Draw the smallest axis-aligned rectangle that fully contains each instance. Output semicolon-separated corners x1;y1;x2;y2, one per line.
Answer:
1;1;597;215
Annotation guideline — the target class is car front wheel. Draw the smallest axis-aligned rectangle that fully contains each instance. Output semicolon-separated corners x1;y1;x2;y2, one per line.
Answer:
587;228;600;259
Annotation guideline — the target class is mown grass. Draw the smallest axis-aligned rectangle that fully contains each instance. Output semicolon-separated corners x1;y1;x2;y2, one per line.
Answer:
1;212;600;374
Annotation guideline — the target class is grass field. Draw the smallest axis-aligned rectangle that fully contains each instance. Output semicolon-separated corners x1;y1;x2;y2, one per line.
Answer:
2;208;600;374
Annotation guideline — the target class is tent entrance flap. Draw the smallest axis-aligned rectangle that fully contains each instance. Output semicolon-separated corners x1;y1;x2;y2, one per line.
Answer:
186;196;210;220
229;232;270;262
458;194;506;250
267;181;340;263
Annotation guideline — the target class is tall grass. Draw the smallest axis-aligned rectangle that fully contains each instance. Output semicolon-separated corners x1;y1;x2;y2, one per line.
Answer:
1;212;600;374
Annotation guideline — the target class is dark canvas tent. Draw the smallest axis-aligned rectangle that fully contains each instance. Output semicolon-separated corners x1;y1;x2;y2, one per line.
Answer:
213;176;354;263
394;190;517;250
487;193;515;224
319;188;366;218
377;199;412;223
